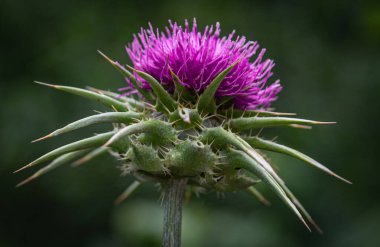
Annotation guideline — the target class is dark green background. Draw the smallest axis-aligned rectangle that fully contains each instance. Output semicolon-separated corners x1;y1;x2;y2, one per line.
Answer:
1;0;379;246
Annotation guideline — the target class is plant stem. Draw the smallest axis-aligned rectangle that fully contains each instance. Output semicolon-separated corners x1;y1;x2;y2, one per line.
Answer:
162;178;188;247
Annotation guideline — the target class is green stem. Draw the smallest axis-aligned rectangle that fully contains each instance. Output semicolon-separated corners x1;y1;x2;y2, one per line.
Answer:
162;178;188;247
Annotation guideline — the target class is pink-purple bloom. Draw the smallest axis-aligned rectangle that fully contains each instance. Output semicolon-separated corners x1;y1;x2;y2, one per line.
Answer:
123;19;282;110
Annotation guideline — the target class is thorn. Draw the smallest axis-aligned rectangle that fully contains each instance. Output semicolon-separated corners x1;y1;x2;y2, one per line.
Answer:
271;136;278;142
13;162;33;173
103;139;113;147
126;65;134;70
256;127;264;137
131;117;141;122
314;121;336;125
34;81;57;88
16;174;38;187
333;174;352;185
247;186;271;206
316;226;323;234
144;102;155;108
220;119;226;128
209;139;216;147
114;195;126;205
86;86;101;93
303;219;312;232
249;128;253;137
31;133;53;143
255;110;296;116
111;105;118;112
72;156;90;167
114;181;141;205
93;109;104;114
289;124;312;129
203;114;216;121
161;104;171;114
195;122;204;130
170;119;181;125
169;67;176;77
97;50;116;65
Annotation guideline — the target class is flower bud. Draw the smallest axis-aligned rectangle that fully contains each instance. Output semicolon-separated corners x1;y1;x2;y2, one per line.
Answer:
167;140;217;176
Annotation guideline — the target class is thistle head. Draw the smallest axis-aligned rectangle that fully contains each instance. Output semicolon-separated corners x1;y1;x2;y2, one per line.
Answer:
18;19;350;234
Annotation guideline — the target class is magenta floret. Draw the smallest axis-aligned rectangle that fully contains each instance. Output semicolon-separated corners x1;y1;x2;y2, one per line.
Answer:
124;19;282;110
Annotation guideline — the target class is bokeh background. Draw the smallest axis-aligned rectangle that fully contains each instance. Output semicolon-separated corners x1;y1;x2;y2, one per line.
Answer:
1;0;380;246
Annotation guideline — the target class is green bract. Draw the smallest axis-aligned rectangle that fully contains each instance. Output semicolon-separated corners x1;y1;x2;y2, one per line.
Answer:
17;52;350;232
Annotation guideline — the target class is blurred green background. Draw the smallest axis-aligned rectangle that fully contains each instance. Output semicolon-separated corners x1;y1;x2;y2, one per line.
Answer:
1;0;379;246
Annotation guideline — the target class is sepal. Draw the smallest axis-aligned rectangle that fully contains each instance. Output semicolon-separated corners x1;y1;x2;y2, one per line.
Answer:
86;86;146;110
16;150;88;187
225;148;311;231
33;112;142;142
15;132;115;173
197;60;239;115
244;137;351;184
130;143;165;173
228;116;335;131
106;120;177;148
169;68;195;103
34;81;129;112
167;140;216;175
97;51;154;102
129;66;178;114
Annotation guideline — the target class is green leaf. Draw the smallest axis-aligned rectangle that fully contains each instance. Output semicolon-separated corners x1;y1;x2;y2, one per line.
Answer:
221;108;296;118
97;51;154;102
16;150;88;187
169;68;186;98
228;116;335;131
33;112;143;142
197;61;239;114
226;148;310;231
201;128;291;193
244;137;351;184
114;181;141;205
280;183;322;233
104;120;176;147
169;68;195;102
200;127;278;176
35;81;129;112
128;66;177;113
86;86;146;110
237;137;323;232
15;131;115;173
202;127;321;231
246;186;271;206
104;122;145;147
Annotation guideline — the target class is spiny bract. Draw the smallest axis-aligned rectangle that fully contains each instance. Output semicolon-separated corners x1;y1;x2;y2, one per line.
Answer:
17;19;350;232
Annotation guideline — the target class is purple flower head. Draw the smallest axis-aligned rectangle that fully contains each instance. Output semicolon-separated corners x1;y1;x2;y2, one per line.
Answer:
124;18;282;110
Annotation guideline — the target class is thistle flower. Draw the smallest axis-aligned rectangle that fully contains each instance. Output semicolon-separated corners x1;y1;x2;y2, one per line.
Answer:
124;19;281;110
17;19;350;246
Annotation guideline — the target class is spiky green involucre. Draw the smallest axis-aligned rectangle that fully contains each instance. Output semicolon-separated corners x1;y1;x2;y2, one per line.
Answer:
16;51;350;233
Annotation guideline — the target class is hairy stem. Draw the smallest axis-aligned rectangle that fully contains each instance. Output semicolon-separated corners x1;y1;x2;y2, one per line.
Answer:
162;178;188;247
